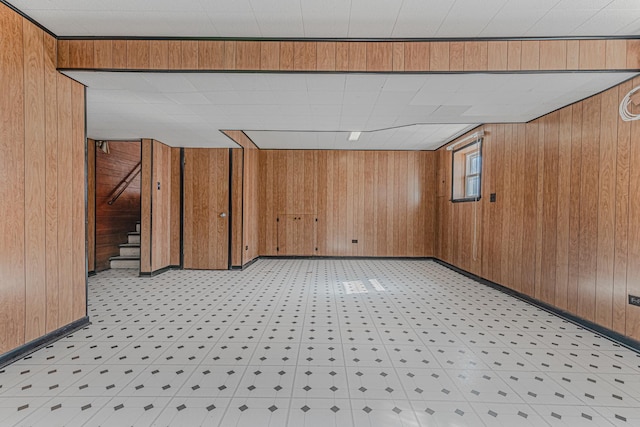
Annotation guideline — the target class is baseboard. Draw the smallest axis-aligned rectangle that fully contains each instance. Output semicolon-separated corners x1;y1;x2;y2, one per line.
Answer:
0;316;90;369
139;265;179;277
231;257;260;270
432;258;640;355
258;255;434;261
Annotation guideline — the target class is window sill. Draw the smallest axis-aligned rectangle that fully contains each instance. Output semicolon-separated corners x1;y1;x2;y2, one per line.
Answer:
450;197;481;203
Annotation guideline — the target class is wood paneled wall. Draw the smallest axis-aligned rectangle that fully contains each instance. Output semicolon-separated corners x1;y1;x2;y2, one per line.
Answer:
57;39;640;72
436;76;640;341
259;150;436;257
88;139;96;273
140;139;181;274
224;131;260;267
1;3;86;355
95;141;141;271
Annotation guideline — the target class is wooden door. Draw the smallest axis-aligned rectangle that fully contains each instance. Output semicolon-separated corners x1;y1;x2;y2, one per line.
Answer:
277;214;316;256
183;148;230;269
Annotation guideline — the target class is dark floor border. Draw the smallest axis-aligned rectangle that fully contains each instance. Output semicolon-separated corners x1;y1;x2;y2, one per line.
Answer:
259;255;434;261
231;257;260;270
433;258;640;355
0;316;90;369
139;265;180;277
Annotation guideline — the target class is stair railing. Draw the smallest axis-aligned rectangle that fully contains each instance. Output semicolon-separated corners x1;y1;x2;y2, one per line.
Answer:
107;162;142;205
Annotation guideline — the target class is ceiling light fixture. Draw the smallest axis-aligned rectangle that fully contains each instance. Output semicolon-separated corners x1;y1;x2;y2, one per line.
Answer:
348;131;362;141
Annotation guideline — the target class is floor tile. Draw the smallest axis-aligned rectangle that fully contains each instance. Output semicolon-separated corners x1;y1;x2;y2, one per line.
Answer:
0;259;638;427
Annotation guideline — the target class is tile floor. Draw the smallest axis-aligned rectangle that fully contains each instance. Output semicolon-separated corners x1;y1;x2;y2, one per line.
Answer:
1;259;640;426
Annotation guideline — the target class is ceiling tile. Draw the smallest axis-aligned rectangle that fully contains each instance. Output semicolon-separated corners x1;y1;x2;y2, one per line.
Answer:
66;71;637;149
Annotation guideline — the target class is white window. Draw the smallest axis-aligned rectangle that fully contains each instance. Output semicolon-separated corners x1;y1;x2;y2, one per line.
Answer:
452;140;482;201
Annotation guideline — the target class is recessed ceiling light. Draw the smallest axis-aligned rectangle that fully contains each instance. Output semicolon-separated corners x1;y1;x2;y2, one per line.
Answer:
348;131;362;141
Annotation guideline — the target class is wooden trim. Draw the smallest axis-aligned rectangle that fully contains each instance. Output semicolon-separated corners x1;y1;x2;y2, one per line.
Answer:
57;38;640;72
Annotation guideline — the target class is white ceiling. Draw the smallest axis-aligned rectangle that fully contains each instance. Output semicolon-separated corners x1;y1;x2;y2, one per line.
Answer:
11;0;640;38
63;71;636;150
245;125;476;150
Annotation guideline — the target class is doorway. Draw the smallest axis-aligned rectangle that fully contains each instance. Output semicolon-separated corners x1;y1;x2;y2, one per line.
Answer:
182;148;231;269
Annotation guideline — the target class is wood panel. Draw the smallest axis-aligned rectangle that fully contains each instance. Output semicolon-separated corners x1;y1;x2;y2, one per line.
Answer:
260;150;435;258
595;88;618;328
392;42;405;71
0;4;26;353
540;40;567;70
150;40;169;69
183;149;230;270
44;32;60;333
243;146;260;264
367;42;392;72
542;112;560;303
317;42;335;71
567;103;583;314
23;21;46;342
280;42;294;70
521;40;540;70
88;139;96;273
577;96;601;321
430;42;449;71
56;75;74;327
507;41;522;70
294;42;316;71
71;81;85;320
487;41;507;70
626;77;640;339
580;40;606;70
57;38;640;72
231;148;243;267
436;76;640;341
404;42;429;71
261;41;280;70
96;141;141;272
170;148;181;267
555;108;572;310
198;41;224;70
112;40;127;68
613;81;632;334
147;140;173;272
94;40;112;69
1;3;87;358
237;41;260;70
464;41;487;71
140;139;152;273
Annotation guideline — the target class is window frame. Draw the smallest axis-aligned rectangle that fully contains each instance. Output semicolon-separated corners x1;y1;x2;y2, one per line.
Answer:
450;138;483;203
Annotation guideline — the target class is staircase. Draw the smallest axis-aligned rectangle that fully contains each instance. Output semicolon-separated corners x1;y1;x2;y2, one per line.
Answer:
110;222;141;269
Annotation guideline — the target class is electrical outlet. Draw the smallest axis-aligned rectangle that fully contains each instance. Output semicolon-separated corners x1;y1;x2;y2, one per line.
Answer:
629;295;640;307
352;239;358;244
490;193;496;202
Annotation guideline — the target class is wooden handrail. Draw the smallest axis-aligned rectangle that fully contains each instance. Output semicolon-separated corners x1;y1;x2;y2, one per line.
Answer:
107;162;141;205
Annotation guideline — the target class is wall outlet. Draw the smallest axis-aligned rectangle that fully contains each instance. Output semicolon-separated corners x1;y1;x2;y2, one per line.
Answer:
490;193;496;202
629;295;640;307
352;239;358;243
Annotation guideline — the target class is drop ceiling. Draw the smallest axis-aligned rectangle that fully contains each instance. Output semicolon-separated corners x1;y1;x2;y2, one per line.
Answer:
64;71;636;150
10;0;640;38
